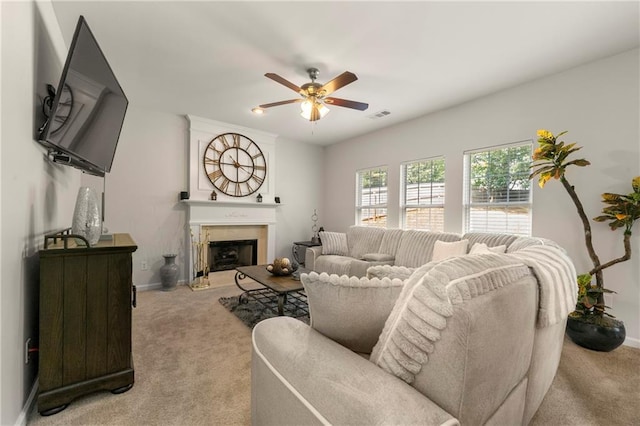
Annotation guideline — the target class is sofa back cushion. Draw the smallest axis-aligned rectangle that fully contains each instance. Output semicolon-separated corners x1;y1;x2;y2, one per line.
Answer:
370;254;537;424
462;232;519;250
302;271;404;354
394;230;462;267
346;226;386;259
379;228;404;255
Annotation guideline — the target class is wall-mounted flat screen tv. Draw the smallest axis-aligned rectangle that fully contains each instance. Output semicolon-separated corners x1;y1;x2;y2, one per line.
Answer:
39;15;128;177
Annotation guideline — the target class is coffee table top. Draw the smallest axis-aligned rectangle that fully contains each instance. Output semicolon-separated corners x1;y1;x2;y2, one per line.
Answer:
236;265;308;293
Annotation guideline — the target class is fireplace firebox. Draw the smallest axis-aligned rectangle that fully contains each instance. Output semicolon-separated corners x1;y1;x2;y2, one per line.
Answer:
209;239;258;272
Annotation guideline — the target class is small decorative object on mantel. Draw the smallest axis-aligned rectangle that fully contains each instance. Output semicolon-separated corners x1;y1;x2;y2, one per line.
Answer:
210;190;217;201
274;196;281;204
530;129;639;352
311;209;320;244
256;193;263;203
189;229;210;291
160;254;179;291
266;257;299;276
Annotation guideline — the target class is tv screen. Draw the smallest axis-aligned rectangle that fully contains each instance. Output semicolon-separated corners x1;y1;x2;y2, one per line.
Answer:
39;15;128;177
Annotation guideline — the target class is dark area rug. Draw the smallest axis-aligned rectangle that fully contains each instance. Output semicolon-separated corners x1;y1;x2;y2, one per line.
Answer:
218;295;309;328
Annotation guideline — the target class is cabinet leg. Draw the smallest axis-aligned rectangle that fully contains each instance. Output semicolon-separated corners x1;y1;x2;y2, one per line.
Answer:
111;382;134;394
40;404;69;416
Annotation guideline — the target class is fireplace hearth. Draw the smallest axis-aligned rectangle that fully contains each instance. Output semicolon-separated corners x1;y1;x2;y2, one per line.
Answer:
209;239;258;272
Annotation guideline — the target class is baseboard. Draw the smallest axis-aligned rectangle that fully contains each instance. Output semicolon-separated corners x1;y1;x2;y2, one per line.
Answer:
623;336;640;349
15;379;38;426
135;280;188;292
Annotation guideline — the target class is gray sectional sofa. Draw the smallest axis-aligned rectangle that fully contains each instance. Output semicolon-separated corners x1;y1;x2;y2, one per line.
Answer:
252;228;578;425
305;225;551;278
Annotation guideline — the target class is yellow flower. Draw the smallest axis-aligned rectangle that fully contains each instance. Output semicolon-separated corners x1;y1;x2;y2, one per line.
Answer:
615;213;628;221
537;129;553;139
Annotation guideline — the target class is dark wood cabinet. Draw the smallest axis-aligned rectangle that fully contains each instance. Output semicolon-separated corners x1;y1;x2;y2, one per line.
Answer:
38;233;137;415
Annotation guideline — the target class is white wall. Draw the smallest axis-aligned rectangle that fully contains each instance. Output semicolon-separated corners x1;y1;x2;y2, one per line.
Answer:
83;110;324;289
83;107;189;288
322;49;640;346
1;1;81;424
274;137;324;258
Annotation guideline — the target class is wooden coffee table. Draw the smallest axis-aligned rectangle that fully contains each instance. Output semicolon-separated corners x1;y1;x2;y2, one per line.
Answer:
234;265;309;317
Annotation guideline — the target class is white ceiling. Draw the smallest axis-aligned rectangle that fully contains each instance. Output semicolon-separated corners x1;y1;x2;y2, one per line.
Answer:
51;1;639;145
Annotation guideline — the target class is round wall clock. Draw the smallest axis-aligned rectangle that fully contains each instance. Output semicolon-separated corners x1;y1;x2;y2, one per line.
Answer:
202;132;267;197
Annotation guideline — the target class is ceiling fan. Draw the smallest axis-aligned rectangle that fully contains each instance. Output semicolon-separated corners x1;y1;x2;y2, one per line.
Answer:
257;68;369;122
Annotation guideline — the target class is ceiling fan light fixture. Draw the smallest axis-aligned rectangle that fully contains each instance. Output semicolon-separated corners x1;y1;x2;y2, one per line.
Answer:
300;99;329;121
251;107;265;115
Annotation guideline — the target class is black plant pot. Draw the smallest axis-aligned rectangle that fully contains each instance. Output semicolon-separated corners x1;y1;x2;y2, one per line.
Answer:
566;315;626;352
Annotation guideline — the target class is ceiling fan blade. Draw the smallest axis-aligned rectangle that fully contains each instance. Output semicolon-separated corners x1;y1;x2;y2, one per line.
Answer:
259;99;303;108
320;71;358;96
324;97;369;111
265;73;302;93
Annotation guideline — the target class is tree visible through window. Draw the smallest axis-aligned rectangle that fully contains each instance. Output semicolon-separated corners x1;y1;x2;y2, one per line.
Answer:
464;143;532;235
356;167;387;227
402;157;445;231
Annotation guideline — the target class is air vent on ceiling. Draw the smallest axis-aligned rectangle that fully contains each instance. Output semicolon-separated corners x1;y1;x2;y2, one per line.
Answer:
368;110;391;119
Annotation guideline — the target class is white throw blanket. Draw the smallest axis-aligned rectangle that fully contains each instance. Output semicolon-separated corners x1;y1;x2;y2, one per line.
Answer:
508;244;578;327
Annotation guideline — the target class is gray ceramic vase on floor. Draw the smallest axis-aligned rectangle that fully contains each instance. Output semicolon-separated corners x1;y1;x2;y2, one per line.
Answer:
160;254;179;291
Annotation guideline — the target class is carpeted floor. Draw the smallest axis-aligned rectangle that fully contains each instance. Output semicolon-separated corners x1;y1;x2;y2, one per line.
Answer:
27;283;640;425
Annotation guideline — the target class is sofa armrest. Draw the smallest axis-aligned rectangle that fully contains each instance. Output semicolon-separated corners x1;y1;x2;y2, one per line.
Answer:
252;317;459;426
305;245;323;270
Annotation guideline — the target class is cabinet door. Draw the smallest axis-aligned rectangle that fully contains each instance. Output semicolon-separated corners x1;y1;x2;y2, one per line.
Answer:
106;252;132;372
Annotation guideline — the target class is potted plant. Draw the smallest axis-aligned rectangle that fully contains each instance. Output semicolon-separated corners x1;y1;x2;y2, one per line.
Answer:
530;129;639;351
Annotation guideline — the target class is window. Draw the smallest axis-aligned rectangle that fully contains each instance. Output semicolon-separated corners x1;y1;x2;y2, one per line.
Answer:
463;142;532;236
356;167;388;227
401;157;445;231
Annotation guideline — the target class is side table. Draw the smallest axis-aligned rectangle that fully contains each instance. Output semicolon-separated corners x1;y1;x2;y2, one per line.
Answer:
292;240;321;266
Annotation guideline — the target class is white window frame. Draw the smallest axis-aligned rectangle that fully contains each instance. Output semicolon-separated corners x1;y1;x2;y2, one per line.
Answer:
463;141;533;236
401;156;445;231
356;166;388;227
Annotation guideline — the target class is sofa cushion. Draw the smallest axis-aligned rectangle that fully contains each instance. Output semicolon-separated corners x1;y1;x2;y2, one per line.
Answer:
370;254;531;382
320;231;348;256
315;255;352;276
367;265;415;281
346;226;386;259
379;228;404;255
395;230;462;267
431;239;469;261
362;253;395;262
469;242;507;254
370;254;535;423
302;271;405;354
462;232;519;250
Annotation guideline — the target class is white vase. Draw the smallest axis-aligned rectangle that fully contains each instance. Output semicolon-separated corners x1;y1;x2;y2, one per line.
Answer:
71;187;102;246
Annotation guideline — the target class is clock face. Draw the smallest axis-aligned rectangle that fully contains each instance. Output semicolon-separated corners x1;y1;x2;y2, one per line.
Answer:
50;84;73;134
203;133;267;197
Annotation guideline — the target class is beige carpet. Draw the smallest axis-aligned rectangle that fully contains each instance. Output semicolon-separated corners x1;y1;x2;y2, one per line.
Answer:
27;283;639;425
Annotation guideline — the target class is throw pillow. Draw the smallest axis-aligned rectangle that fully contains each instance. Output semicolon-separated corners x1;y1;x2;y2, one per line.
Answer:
469;243;507;255
431;239;469;262
320;231;349;256
301;271;405;354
